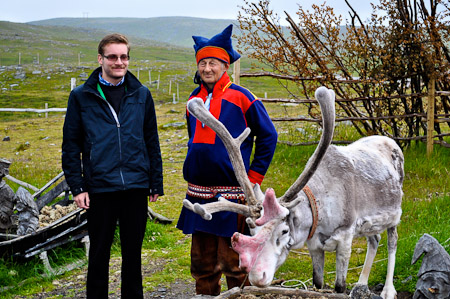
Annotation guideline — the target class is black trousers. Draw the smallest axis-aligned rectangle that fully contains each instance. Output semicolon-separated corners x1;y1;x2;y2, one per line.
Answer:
86;189;148;299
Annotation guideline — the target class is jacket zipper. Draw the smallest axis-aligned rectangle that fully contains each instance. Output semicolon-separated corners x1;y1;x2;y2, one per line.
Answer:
96;84;125;188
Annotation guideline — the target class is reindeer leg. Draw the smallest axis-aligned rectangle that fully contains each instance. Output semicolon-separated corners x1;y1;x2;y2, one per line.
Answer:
309;248;325;289
357;234;381;285
380;226;397;299
334;237;353;293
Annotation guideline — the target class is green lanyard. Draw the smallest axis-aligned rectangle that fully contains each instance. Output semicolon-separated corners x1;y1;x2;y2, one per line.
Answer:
97;83;127;99
97;83;107;101
97;83;120;127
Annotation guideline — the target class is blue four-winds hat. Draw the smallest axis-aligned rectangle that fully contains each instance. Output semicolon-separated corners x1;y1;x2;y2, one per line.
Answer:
193;24;241;64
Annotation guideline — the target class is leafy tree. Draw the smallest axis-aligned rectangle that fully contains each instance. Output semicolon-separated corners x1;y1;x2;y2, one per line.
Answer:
237;0;450;146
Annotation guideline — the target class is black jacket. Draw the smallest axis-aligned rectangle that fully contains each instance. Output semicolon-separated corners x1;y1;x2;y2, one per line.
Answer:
62;67;164;196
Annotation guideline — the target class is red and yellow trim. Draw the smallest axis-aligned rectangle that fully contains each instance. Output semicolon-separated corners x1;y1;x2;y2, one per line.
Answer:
196;46;230;64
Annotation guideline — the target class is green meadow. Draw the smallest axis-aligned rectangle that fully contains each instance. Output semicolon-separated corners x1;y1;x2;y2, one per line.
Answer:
0;20;449;297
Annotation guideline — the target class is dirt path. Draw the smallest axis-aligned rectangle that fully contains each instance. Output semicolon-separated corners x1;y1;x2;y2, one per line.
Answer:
13;256;198;299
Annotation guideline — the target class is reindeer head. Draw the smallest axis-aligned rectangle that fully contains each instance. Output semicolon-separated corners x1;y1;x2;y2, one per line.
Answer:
232;188;292;286
183;86;335;287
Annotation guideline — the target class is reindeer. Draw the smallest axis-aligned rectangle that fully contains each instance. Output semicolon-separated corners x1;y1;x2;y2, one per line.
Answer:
183;87;404;299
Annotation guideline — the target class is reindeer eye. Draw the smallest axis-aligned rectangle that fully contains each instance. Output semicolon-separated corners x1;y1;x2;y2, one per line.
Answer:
282;229;289;235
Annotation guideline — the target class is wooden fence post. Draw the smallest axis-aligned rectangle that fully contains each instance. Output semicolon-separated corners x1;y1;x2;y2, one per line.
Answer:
233;59;240;85
71;78;76;91
427;78;436;156
45;103;48;118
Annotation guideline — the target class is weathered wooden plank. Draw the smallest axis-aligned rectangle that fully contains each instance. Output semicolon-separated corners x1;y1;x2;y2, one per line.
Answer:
216;286;349;299
35;179;70;210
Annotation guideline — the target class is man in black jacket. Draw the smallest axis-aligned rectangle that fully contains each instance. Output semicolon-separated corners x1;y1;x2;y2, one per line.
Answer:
62;33;164;298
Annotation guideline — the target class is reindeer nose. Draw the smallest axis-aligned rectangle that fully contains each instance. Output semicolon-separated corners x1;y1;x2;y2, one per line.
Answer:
251;272;268;287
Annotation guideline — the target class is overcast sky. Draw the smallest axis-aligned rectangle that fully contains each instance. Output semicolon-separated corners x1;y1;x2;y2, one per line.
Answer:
1;0;377;24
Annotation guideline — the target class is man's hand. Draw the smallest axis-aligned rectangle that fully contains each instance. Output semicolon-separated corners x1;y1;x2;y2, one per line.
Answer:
149;194;159;203
74;192;90;209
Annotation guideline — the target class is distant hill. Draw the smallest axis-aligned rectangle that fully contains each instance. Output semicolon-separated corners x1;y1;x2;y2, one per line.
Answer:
0;20;193;65
29;17;240;48
0;20;107;43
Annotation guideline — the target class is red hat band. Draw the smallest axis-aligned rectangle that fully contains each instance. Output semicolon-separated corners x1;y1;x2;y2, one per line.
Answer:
196;46;230;64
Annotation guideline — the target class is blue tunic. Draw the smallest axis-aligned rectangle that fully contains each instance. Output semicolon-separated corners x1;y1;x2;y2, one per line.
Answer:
176;72;277;237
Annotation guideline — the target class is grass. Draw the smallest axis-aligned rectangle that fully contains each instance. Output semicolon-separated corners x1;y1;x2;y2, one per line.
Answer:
1;104;449;297
1;31;449;296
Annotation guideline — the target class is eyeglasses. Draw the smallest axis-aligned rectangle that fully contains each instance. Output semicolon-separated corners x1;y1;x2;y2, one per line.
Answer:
102;54;130;62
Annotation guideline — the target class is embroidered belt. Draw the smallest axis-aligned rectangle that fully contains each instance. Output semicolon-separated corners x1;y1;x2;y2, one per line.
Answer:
187;183;245;200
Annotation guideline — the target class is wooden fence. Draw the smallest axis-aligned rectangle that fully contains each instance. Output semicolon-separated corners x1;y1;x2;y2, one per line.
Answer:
1;64;449;155
234;62;450;155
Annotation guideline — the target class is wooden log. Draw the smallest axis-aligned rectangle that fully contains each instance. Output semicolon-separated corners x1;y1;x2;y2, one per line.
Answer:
147;206;172;224
0;208;86;257
215;286;349;299
24;220;88;258
32;171;64;199
35;180;70;210
0;108;67;113
4;175;39;192
427;78;436;156
0;208;84;247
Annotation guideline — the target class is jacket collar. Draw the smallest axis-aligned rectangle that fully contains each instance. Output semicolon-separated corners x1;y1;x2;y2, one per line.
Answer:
84;67;142;94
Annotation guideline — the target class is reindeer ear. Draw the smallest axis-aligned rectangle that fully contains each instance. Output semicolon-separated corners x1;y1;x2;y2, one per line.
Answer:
253;183;265;202
255;188;289;226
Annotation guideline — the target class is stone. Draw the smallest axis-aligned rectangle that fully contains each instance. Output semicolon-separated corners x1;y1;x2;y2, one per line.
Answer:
163;122;185;128
0;159;16;230
412;233;450;298
0;181;16;229
15;187;39;235
350;284;382;299
14;72;26;79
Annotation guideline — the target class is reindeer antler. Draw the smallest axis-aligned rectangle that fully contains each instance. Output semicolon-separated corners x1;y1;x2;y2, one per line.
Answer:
182;197;251;220
182;98;261;221
279;87;335;204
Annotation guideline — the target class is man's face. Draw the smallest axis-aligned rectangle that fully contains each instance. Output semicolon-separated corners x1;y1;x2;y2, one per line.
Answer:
97;43;129;84
197;58;229;89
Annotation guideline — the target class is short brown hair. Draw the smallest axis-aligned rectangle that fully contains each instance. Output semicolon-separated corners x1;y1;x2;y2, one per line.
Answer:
98;33;130;56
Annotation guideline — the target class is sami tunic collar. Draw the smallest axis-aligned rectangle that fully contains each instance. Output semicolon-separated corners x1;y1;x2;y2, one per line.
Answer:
201;72;233;96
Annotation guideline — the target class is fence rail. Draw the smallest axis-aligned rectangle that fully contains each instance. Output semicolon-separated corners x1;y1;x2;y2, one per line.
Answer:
0;108;66;113
235;63;450;153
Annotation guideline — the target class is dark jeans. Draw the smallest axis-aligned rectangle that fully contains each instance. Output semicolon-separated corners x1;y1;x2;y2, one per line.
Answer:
86;189;148;299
